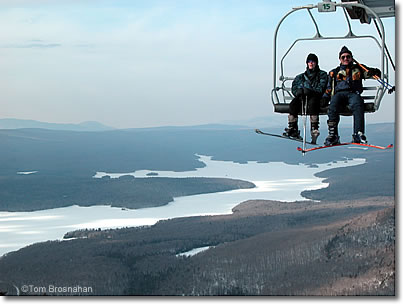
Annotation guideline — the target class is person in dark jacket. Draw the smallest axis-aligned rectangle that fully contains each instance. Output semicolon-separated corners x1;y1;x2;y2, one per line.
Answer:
322;46;381;146
283;53;328;144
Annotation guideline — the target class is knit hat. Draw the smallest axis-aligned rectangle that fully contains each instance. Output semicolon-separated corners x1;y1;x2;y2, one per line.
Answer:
306;53;318;64
339;46;352;58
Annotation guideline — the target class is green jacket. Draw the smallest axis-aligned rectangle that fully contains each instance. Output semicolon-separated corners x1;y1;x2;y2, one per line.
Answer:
291;66;328;96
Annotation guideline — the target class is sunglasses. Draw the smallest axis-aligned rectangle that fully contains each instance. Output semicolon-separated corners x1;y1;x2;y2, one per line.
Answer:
307;60;316;63
341;55;352;60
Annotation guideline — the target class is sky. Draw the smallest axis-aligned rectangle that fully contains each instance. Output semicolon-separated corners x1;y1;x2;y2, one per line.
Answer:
0;0;397;129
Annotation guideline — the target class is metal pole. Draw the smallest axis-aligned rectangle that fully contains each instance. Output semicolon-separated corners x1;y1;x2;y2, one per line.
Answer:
302;96;308;155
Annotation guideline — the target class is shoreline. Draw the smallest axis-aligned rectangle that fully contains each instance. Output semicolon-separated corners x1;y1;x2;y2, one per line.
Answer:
0;157;366;256
0;195;394;295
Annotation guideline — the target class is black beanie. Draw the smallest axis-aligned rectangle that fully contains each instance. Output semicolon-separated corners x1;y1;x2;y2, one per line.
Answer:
306;53;318;64
339;46;352;58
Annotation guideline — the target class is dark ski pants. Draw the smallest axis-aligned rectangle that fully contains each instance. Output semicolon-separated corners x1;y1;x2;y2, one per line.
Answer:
328;91;364;134
289;95;320;117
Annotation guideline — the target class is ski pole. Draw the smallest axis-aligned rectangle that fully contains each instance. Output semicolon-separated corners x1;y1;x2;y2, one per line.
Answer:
373;77;395;94
301;95;308;156
353;58;389;86
369;75;394;90
353;58;395;94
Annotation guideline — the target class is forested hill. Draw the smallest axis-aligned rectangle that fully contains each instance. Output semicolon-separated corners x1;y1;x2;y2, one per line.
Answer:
0;177;254;212
0;198;394;295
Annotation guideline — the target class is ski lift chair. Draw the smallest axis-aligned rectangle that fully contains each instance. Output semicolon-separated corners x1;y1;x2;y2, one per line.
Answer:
271;1;392;117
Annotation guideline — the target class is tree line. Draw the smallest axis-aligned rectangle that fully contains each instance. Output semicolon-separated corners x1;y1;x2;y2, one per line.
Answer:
0;198;394;295
0;175;254;212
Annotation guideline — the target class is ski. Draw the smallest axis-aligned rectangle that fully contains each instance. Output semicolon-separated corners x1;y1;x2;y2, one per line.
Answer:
255;129;318;145
297;142;394;153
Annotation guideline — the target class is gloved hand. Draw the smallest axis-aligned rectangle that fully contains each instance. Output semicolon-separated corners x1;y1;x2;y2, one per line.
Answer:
303;88;313;96
320;97;330;108
367;68;381;78
295;88;304;97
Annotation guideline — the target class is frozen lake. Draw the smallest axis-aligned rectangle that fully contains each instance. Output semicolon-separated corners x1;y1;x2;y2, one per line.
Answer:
0;155;365;256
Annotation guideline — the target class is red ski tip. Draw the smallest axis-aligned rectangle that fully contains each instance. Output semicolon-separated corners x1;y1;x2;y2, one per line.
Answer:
297;142;394;153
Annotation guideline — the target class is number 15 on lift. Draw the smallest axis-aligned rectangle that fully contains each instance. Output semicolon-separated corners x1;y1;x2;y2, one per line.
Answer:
318;1;336;12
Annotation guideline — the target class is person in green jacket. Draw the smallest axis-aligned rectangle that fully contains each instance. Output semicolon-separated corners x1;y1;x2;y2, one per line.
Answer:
283;53;328;144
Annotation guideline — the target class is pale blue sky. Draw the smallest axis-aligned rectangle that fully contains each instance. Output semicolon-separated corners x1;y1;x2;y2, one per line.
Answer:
0;0;396;128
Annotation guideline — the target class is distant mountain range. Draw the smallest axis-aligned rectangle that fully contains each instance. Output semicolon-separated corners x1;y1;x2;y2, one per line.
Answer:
0;116;383;132
0;118;115;131
0;118;250;132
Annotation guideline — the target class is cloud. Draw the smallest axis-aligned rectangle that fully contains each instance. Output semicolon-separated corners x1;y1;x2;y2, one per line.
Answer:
1;41;62;48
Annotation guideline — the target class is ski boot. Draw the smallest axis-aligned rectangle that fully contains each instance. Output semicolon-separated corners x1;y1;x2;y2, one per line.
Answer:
283;121;302;140
311;129;320;145
352;131;367;144
324;120;340;146
310;116;320;145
